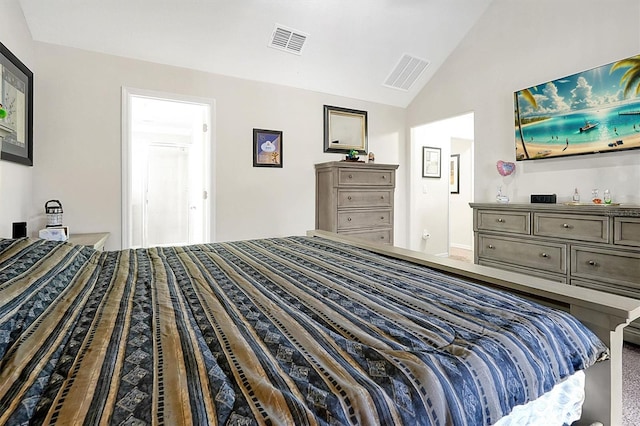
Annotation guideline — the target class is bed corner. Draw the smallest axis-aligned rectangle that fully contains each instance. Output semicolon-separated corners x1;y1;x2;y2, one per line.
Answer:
307;229;640;426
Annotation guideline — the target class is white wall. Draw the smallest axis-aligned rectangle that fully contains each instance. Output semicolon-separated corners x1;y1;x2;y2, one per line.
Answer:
31;43;407;250
407;0;640;205
449;137;473;251
0;0;36;238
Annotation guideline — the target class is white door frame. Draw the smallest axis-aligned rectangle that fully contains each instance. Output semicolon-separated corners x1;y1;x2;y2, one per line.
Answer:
121;87;216;249
407;113;474;254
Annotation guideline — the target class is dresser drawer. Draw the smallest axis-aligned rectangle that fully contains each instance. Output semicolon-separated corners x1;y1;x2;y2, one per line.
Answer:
614;217;640;247
572;278;639;299
479;260;567;283
534;213;609;243
476;210;530;234
571;245;640;288
339;228;392;244
477;234;566;274
337;209;392;230
338;169;394;187
338;189;392;208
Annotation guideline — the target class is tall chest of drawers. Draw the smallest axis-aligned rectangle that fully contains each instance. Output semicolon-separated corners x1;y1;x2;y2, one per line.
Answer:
471;203;640;343
315;162;398;244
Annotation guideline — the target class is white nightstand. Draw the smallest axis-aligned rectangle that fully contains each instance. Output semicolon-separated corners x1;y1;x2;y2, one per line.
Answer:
68;232;110;250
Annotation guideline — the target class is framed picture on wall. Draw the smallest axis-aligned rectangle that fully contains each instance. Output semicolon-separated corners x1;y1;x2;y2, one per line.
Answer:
253;128;283;167
450;154;460;194
422;146;441;178
0;41;33;166
323;105;368;154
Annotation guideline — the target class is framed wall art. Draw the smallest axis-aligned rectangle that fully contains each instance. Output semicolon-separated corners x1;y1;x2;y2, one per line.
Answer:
323;105;367;154
515;53;640;161
422;146;441;178
450;154;460;194
253;128;282;168
0;41;33;166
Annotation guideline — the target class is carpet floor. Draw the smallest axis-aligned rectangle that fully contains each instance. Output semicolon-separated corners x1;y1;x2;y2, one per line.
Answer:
624;342;640;425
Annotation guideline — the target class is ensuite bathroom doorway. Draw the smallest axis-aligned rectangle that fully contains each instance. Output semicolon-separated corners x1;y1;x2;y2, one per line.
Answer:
122;88;214;248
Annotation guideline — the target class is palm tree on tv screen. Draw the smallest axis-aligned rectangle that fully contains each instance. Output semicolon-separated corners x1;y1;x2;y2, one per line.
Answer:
611;55;640;98
514;89;537;160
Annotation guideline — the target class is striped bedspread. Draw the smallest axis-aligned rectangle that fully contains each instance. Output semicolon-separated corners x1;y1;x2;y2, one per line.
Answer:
0;236;607;425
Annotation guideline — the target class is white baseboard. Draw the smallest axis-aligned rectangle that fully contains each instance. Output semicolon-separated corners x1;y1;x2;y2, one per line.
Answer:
450;243;472;250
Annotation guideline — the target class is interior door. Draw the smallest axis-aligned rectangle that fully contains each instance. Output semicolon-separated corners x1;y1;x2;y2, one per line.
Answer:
123;89;212;249
145;144;190;247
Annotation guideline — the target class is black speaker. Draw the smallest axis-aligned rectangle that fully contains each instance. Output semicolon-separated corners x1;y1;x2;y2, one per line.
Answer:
530;194;557;204
12;222;27;238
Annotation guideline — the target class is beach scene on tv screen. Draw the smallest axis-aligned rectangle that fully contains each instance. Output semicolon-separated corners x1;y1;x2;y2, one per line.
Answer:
514;54;640;160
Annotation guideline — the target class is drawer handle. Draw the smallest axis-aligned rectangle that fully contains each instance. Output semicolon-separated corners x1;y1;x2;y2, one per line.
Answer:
540;252;549;258
347;217;352;222
348;174;353;179
380;196;384;200
347;196;352;200
382;175;386;180
497;218;505;223
380;236;385;240
588;260;597;266
380;216;385;220
562;223;571;229
487;244;495;249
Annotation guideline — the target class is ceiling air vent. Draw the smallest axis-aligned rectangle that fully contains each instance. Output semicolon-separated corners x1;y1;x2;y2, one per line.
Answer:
269;24;308;55
383;54;430;91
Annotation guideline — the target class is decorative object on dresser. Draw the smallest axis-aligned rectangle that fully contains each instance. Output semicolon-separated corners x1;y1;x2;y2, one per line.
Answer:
39;226;69;242
530;194;557;203
495;160;515;204
45;199;64;227
315;161;398;244
344;149;362;162
471;202;640;343
40;199;68;241
496;160;516;177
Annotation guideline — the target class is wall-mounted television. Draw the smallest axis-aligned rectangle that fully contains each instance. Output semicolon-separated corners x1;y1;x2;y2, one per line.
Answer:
514;53;640;161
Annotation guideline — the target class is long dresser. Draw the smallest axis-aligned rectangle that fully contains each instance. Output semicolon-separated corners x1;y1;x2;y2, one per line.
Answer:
315;161;398;244
471;202;640;343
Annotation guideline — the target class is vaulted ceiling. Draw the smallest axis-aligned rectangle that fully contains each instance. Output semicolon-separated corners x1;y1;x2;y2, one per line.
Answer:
19;0;493;107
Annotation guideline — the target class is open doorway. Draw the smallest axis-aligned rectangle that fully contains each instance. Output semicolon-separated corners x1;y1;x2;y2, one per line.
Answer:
448;136;474;262
122;88;214;249
409;113;474;261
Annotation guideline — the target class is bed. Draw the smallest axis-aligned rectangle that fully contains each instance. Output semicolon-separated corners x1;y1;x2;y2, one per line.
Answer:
0;232;638;425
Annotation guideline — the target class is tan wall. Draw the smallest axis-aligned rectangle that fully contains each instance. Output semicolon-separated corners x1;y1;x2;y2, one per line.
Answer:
0;0;36;238
450;137;473;250
31;43;407;249
407;0;640;206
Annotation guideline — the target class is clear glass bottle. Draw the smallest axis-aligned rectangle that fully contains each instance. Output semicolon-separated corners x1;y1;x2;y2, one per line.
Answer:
496;186;509;204
604;189;612;204
572;188;580;203
591;189;601;204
